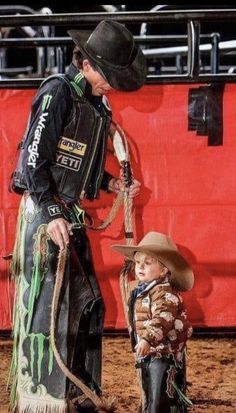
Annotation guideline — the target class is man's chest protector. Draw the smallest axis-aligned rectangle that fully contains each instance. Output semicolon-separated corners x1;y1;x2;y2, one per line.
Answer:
49;75;111;202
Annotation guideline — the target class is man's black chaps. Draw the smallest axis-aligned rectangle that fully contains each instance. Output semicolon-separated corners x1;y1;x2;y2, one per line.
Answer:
14;195;105;406
67;228;105;402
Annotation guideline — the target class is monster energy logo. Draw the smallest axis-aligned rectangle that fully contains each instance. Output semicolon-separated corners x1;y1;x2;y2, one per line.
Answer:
42;94;52;111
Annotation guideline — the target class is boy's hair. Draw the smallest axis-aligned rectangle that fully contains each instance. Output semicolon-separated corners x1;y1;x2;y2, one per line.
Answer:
133;251;171;276
158;259;171;276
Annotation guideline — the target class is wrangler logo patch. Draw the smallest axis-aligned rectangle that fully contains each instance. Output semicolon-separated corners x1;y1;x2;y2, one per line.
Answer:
58;137;87;156
56;152;82;171
48;205;62;216
27;112;48;168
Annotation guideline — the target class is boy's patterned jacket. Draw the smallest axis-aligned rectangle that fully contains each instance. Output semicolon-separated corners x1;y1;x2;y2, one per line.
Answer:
128;279;193;364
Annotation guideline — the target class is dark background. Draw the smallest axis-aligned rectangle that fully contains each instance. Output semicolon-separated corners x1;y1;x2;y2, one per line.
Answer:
0;4;235;76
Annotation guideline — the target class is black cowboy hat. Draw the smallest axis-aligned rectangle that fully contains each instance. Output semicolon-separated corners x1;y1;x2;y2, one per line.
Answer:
68;20;147;91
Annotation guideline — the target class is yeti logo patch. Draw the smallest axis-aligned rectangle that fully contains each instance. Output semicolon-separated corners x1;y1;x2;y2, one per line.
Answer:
55;152;82;171
48;205;62;216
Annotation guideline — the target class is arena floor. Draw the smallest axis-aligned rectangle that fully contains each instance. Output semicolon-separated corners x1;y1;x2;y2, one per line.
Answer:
0;336;235;412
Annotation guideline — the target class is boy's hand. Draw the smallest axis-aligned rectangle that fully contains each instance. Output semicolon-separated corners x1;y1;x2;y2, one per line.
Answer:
135;339;150;358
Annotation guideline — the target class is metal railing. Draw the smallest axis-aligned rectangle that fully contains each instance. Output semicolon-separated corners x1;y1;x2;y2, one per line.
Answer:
1;9;236;87
0;5;56;83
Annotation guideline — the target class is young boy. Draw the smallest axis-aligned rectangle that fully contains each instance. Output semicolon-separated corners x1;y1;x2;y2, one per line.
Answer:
112;231;194;413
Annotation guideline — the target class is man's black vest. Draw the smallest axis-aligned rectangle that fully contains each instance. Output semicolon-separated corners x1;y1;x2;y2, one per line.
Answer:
12;75;112;202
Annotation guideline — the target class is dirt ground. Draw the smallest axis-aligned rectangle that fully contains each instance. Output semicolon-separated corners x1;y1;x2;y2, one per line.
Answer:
0;335;235;412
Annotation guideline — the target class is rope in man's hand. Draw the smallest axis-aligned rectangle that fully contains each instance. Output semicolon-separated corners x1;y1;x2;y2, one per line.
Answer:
50;246;117;412
49;121;137;412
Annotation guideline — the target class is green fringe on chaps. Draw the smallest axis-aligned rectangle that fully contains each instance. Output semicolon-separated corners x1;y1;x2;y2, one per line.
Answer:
9;193;105;413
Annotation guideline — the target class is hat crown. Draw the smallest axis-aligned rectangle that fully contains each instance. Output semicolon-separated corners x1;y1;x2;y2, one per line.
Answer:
86;20;135;67
138;232;178;252
111;231;194;291
68;20;147;91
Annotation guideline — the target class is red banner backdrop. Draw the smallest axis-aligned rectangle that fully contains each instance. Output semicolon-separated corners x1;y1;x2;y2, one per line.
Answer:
1;84;236;330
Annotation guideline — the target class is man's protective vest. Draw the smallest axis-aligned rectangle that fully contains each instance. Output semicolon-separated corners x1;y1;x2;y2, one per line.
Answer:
11;75;112;202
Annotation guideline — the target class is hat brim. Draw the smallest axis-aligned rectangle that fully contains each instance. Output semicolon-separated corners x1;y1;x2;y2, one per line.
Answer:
68;29;147;91
112;244;194;292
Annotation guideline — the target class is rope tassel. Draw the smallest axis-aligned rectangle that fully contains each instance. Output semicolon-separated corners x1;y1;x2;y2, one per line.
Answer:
95;396;117;412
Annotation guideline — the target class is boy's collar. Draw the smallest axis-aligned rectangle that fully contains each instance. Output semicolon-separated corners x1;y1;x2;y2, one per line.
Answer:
138;275;169;287
136;276;169;297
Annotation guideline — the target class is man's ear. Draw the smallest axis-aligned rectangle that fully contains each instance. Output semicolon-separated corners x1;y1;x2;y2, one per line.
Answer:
82;59;91;73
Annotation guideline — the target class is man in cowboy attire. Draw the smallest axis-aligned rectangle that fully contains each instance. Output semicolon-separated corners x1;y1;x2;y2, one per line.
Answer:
10;20;147;413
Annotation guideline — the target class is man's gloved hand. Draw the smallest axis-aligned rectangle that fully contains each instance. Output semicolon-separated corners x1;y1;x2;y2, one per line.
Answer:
108;177;141;198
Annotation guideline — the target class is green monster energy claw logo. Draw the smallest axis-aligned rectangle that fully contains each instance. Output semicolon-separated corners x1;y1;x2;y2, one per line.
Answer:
42;94;52;111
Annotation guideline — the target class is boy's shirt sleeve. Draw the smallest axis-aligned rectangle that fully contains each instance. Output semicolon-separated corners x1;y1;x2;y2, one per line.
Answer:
142;288;180;347
24;79;71;223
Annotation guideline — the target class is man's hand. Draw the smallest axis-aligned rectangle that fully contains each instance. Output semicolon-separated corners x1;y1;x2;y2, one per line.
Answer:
108;177;141;198
47;218;72;250
135;339;150;358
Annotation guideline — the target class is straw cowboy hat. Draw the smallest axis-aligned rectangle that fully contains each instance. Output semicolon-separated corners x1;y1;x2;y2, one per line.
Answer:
68;20;147;91
112;232;194;291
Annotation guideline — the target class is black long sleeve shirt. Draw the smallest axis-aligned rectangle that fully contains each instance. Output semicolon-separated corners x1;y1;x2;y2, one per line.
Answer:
23;63;113;223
